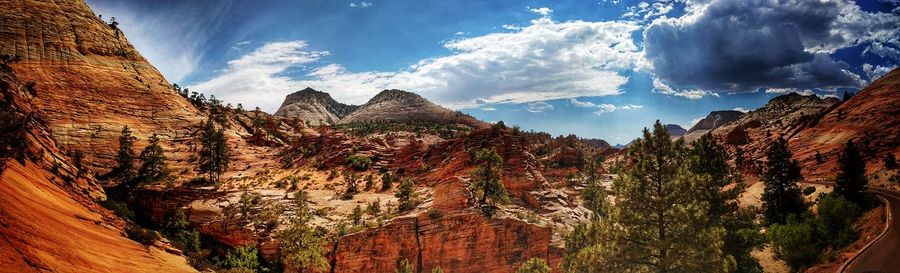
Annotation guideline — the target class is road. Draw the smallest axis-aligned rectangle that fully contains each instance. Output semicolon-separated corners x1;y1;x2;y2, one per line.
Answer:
843;187;900;273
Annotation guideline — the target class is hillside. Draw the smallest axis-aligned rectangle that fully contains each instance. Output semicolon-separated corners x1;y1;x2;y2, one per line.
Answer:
273;87;358;125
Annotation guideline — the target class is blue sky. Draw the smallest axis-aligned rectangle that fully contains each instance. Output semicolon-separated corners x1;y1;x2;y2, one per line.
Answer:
86;0;899;145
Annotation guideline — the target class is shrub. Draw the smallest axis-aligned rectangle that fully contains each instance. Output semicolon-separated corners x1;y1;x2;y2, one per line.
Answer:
395;258;413;273
768;214;820;270
517;258;551;273
125;223;159;247
395;179;418;211
366;199;381;216
381;172;394;191
817;194;861;248
163;209;201;255
802;186;816;196
220;246;261;271
347;154;372;171
100;199;135;221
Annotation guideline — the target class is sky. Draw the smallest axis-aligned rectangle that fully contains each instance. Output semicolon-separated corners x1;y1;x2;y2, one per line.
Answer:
85;0;900;145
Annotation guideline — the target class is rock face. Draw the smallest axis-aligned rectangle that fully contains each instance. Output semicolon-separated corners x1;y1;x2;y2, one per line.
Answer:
0;70;195;273
0;0;205;174
789;68;900;178
332;210;559;273
688;110;744;133
274;88;358;125
275;89;488;128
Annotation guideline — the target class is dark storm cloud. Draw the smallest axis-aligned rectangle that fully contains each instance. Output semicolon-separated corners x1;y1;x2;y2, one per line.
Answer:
643;0;899;93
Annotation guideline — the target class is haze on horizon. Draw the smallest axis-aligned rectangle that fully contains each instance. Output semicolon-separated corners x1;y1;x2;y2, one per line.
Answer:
86;0;900;144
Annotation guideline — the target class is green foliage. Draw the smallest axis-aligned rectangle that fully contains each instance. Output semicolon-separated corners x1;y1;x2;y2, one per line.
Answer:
762;137;805;224
562;121;730;273
581;155;607;219
221;246;261;271
278;212;329;273
136;133;169;184
198;119;230;184
343;172;359;199
395;258;413;273
431;266;444;273
112;125;136;181
517;258;551;273
163;209;201;255
767;214;820;270
381;172;394;191
834;140;867;202
347;154;372;171
350;205;363;225
395;178;418;211
100;199;135;221
366;199;382;216
471;148;509;217
335;120;472;139
802;186;816;196
816;194;862;248
125;222;159;247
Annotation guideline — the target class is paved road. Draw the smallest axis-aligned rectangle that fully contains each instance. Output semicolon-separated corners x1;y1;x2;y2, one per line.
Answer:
844;187;900;273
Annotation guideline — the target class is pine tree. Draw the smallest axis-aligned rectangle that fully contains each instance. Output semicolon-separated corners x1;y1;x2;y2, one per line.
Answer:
471;148;509;217
350;205;363;225
761;137;804;224
278;212;329;273
113;125;136;181
834;140;867;203
581;154;607;219
198;119;230;184
136;133;168;184
563;121;727;272
395;178;417;211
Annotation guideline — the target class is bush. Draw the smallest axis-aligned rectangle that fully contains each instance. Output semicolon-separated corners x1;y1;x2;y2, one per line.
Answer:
817;194;861;248
220;246;261;271
802;186;816;196
125;223;159;247
100;199;135;221
347;154;372;171
517;258;551;273
163;209;201;255
768;214;820;270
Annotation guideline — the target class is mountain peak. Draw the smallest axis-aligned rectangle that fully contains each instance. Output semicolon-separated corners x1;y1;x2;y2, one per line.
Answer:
275;88;358;124
367;89;426;104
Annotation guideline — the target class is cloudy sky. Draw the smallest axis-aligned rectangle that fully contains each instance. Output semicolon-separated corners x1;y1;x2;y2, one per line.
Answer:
86;0;899;144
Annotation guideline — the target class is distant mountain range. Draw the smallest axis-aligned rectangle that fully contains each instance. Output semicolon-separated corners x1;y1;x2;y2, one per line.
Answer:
275;88;488;129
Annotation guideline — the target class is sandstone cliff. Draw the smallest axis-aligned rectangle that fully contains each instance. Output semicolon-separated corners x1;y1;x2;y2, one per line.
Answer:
274;88;358;125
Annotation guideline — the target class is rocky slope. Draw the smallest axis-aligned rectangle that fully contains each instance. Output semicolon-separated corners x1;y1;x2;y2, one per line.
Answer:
666;124;687;137
0;70;195;273
683;110;744;142
789;68;900;178
712;93;840;175
276;88;489;129
273;87;358;125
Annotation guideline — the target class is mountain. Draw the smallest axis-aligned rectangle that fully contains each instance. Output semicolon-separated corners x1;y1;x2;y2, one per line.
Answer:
712;92;841;175
688;110;744;133
682;110;744;142
666;124;687;136
788;68;900;178
276;88;489;129
273;87;358;125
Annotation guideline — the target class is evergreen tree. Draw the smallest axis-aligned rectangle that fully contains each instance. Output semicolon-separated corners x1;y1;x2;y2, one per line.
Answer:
471;148;509;217
198;119;230;184
834;140;867;202
278;212;329;273
395;178;417;211
563;121;727;272
761;137;804;224
517;258;551;273
113;125;136;181
885;153;898;170
136;134;168;183
581;154;607;219
350;205;363;225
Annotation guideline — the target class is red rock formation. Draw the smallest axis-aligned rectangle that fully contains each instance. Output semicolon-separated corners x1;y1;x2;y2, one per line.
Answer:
332;210;560;273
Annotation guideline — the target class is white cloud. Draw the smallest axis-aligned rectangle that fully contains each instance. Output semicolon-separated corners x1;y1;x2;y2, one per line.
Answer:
732;107;749;113
526;101;554;113
569;98;596;107
566;99;644;114
350;2;372;8
187;41;330;110
191;13;643;112
480;107;497;111
690;117;704;127
863;63;897;82
528;7;554;17
651;78;717;99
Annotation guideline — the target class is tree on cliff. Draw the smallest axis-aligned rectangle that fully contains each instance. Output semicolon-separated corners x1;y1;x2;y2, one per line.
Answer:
136;133;168;184
0;105;27;172
562;121;727;272
885;153;898;170
834;140;867;203
761;137;805;224
278;211;329;273
395;178;418;211
517;258;551;273
198;119;230;184
111;125;136;181
582;154;607;219
471;148;509;217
